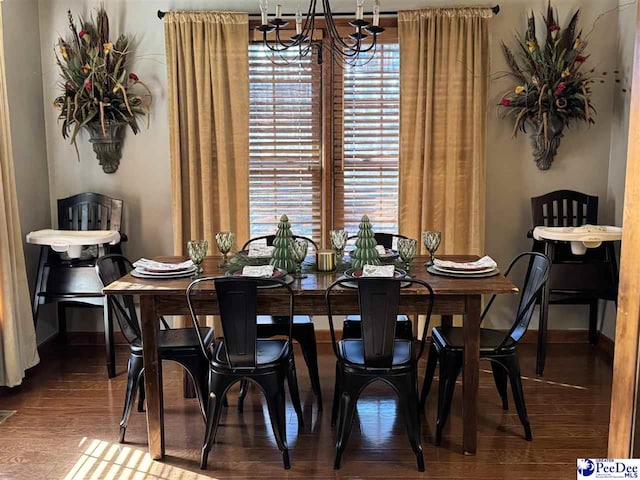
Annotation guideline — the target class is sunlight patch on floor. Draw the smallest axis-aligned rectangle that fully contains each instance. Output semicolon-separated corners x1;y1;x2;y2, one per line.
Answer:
479;369;588;390
64;438;218;480
0;410;16;425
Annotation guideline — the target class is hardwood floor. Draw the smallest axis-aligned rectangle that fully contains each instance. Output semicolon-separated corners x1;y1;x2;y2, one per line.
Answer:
0;341;611;479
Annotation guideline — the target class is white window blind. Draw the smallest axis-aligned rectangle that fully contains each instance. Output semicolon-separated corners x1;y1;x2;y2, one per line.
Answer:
333;44;400;234
248;45;323;241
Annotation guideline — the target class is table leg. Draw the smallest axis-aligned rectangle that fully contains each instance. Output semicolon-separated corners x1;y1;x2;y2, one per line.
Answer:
462;295;481;455
140;296;165;460
537;241;554;376
441;315;453;328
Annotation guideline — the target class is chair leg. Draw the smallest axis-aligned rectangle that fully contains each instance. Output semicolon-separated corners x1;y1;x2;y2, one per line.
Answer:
103;300;116;378
119;354;144;443
176;355;208;421
589;299;600;345
334;373;365;470
394;371;424;472
490;361;509;410
435;351;460;446
201;373;231;470
287;355;304;429
137;380;145;413
331;361;342;427
32;246;47;328
57;303;67;344
259;371;290;470
420;342;438;407
503;355;532;441
294;325;323;410
238;379;249;413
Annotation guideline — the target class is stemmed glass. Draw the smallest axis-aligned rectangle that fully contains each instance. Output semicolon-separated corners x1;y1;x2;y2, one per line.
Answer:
422;231;442;266
215;231;235;267
397;238;418;273
330;230;348;263
289;238;309;279
187;240;208;277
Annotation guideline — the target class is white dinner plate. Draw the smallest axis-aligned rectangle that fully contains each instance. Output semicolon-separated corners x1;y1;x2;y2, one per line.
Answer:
427;265;500;278
131;268;196;279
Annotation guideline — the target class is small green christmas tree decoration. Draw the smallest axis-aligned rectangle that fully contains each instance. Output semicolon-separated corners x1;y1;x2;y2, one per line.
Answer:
270;214;296;273
351;215;381;269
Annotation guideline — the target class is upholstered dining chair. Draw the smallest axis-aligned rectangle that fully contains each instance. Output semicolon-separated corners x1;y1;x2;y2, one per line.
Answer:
96;254;213;443
237;234;322;410
326;276;435;472
343;232;411;340
421;252;551;444
187;276;303;470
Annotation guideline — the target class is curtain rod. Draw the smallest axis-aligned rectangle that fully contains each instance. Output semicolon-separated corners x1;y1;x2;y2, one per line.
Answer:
156;5;500;19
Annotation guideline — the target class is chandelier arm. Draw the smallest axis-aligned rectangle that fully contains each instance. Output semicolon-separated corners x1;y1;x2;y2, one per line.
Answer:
322;0;361;51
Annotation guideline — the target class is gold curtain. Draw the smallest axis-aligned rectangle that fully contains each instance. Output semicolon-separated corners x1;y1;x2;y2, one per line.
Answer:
164;12;250;256
398;8;491;255
0;8;39;387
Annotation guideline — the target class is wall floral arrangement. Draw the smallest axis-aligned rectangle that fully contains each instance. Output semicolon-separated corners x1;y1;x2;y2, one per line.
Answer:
53;6;151;173
499;3;595;170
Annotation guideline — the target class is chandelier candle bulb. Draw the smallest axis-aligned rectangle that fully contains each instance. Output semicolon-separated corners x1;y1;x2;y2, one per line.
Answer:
275;4;282;19
260;0;268;25
296;8;302;34
373;0;380;26
356;0;364;20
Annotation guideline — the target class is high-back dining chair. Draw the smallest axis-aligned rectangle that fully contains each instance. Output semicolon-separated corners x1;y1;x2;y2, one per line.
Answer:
32;192;127;378
96;254;213;443
421;252;551;444
346;232;408;250
529;190;618;374
236;234;323;410
326;277;435;472
187;276;304;470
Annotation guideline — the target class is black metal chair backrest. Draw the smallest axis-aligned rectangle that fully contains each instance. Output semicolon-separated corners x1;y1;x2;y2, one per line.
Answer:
96;254;141;345
241;234;319;252
531;190;598;228
186;276;295;368
347;233;408;250
481;252;551;349
326;277;435;368
58;192;123;232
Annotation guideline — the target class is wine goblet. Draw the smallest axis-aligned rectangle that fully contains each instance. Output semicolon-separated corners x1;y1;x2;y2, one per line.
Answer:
397;238;418;273
422;231;442;266
330;230;348;263
187;240;208;277
215;231;235;267
289;238;309;279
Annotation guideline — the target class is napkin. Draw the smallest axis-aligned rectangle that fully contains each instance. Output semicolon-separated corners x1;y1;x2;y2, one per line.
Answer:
375;245;387;255
241;265;275;277
133;258;194;271
362;264;395;277
433;256;497;271
248;245;276;258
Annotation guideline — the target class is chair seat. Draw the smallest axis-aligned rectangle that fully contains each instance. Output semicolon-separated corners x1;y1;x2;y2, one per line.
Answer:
257;315;312;325
131;327;214;354
338;339;412;367
431;326;515;353
212;339;289;370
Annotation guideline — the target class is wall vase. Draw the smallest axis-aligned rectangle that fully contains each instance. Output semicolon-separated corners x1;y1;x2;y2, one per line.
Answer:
86;121;127;174
529;116;565;171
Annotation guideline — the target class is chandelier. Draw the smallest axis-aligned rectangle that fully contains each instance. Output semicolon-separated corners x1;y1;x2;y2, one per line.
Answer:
257;0;385;62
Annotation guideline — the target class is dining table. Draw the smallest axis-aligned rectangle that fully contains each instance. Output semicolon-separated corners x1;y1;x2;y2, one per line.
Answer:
102;254;518;460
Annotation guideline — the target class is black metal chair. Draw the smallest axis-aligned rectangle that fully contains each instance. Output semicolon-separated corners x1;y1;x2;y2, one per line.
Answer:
343;232;411;340
326;277;435;472
241;234;319;252
187;276;304;470
237;235;322;410
96;254;213;443
529;190;619;375
420;252;551;445
32;192;127;378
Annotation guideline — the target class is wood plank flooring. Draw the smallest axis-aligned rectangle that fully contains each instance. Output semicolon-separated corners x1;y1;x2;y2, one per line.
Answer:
0;342;611;479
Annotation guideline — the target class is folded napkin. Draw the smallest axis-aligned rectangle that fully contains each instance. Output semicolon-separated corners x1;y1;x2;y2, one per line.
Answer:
133;258;194;271
241;265;275;277
375;245;387;255
362;264;396;277
248;245;275;258
433;256;497;271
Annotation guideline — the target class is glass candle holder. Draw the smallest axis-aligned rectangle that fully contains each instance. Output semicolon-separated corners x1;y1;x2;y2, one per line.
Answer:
422;231;442;266
289;238;309;279
215;231;235;267
187;240;208;276
330;230;348;263
397;238;417;273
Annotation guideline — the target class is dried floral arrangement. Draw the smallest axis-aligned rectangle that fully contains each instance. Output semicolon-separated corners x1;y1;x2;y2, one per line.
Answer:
499;3;595;170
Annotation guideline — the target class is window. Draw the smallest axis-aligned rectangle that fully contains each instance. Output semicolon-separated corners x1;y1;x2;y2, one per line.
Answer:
248;44;323;239
248;41;400;243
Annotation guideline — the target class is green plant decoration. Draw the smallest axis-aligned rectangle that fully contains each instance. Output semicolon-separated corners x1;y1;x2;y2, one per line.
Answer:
270;214;296;273
498;2;595;170
351;215;381;270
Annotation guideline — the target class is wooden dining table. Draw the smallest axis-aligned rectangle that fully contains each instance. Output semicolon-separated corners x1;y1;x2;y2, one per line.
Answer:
103;254;517;460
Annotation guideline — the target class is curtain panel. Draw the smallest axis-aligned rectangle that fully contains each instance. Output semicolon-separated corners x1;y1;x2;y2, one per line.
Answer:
164;12;250;256
0;7;39;387
398;8;491;255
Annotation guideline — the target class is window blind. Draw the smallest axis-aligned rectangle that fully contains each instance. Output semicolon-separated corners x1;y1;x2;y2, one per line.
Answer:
248;45;323;241
333;44;400;234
